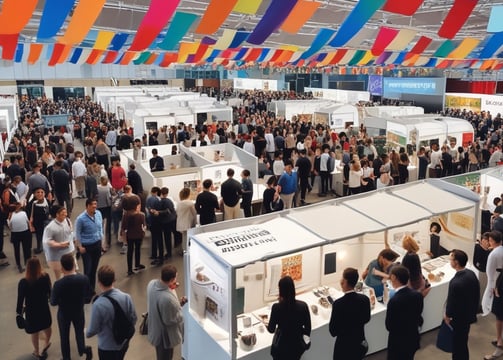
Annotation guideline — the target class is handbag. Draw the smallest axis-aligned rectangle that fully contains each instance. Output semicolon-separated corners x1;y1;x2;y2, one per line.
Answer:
270;328;281;357
16;313;25;329
357;339;369;359
436;320;453;353
139;312;148;335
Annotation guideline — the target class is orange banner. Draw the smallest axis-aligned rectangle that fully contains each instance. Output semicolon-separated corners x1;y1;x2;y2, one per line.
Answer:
281;1;321;34
27;44;44;65
0;0;37;34
195;0;238;34
59;0;106;45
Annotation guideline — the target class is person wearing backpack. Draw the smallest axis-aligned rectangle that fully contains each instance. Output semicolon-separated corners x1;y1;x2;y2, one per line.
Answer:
147;264;187;360
87;265;137;360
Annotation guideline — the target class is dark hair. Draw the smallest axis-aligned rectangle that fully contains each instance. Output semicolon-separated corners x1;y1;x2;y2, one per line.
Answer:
151;186;161;195
50;204;65;218
179;187;191;200
378;248;399;262
160;187;169;195
202;179;213;189
227;168;234;177
242;169;250;177
97;265;115;286
161;264;177;282
343;267;359;288
129;164;136;170
284;159;293;167
450;249;468;267
390;265;410;286
266;176;277;186
25;257;43;283
278;276;296;305
60;253;75;271
85;198;97;207
152;148;158;155
489;230;503;244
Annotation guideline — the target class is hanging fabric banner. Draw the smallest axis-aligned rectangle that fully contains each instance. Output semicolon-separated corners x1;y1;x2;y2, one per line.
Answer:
229;31;250;49
37;0;76;40
178;42;199;63
129;0;180;51
329;49;349;65
132;52;151;65
14;44;24;63
480;59;495;70
0;34;19;60
102;51;119;64
276;50;294;63
234;0;263;14
57;45;73;64
144;53;158;65
447;38;480;59
423;58;437;67
59;0;106;45
330;0;386;47
268;50;284;63
214;30;237;50
357;51;374;65
433;40;456;58
69;48;83;64
234;48;249;61
386;29;417;51
384;52;400;65
375;51;393;65
158;12;199;51
206;49;221;62
159;53;178;67
414;56;431;67
435;60;452;69
317;52;336;66
247;0;298;45
481;32;503;58
402;54;420;66
338;50;357;65
28;44;43;65
195;0;238;34
0;0;37;34
48;43;67;66
382;0;424;16
85;49;104;65
348;50;367;66
257;48;271;62
404;36;432;60
201;37;217;45
94;31;115;51
301;28;336;60
371;27;399;56
438;0;478;39
76;48;92;65
487;6;503;33
245;48;263;62
281;0;321;34
110;33;129;51
191;44;209;63
120;51;138;65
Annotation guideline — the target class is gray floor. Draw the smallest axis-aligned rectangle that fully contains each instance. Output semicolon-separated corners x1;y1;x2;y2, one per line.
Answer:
0;184;498;360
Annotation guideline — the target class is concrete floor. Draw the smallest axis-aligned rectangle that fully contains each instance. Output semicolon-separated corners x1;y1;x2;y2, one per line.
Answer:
0;172;498;359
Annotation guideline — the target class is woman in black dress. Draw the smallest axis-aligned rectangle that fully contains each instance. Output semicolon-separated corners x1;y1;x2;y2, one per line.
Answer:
16;257;52;359
267;276;311;360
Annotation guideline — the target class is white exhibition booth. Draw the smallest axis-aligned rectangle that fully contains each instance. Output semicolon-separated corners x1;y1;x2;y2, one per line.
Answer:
0;97;19;153
445;92;503;114
364;105;424;118
305;87;371;104
313;103;360;131
233;78;278;91
267;99;333;122
183;180;479;360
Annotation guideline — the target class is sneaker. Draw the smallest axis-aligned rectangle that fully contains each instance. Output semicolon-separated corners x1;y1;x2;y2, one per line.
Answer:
120;245;127;254
83;346;93;360
34;248;43;254
127;271;135;276
134;264;146;271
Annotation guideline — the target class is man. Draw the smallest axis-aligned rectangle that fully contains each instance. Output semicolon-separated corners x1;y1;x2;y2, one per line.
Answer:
295;149;311;206
445;249;480;360
319;144;330;196
220;168;243;220
51;253;93;360
150;149;165;172
489;145;503;167
27;162;51;200
127;164;143;197
277;160;297;209
72;151;87;198
43;205;74;280
483;230;503;359
151;187;176;261
147;264;187;360
428;143;442;178
75;198;103;293
195;179;219;225
87;265;137;360
385;265;424;360
329;268;371;360
105;126;118;155
52;160;72;215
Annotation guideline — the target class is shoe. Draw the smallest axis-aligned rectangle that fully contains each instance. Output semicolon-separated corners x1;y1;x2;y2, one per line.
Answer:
150;260;159;265
34;248;43;254
164;253;171;259
127;271;134;276
18;265;25;273
120;245;127;254
492;340;503;349
149;256;156;260
134;264;146;271
83;346;93;360
41;342;51;358
0;261;9;267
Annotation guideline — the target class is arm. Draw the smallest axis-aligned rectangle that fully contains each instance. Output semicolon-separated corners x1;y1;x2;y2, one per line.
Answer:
267;304;279;334
16;280;25;315
50;281;59;306
302;302;311;336
86;301;102;338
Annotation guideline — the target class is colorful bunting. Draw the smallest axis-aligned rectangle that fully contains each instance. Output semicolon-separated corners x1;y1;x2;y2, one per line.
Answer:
158;12;199;51
480;32;503;58
0;0;37;34
159;53;178;67
110;34;129;51
177;42;199;63
214;30;237;50
447;38;480;59
27;44;43;65
382;0;424;16
301;29;336;59
488;6;503;33
338;50;357;65
119;52;137;65
129;0;180;51
433;40;457;58
404;36;432;60
76;49;92;65
438;0;478;39
329;49;349;65
48;43;67;66
102;51;119;64
386;29;417;51
281;1;322;34
375;51;393;65
195;0;238;35
86;50;104;65
58;0;106;45
371;27;399;56
37;0;76;40
247;0;298;45
192;44;210;63
234;48;249;61
0;34;19;60
330;0;387;47
14;44;24;63
201;37;217;45
229;32;250;49
358;51;374;66
234;0;263;14
133;52;151;65
94;31;115;51
69;48;83;64
257;49;271;62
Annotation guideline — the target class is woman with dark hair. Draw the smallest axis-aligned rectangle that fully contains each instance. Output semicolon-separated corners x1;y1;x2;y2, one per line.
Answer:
262;176;282;214
267;276;311;360
16;257;52;359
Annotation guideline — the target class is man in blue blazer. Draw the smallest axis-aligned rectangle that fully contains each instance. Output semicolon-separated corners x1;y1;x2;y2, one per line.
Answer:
385;265;424;360
329;267;371;360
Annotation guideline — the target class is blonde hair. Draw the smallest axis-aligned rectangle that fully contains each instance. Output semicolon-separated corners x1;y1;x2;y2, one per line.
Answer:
402;235;419;253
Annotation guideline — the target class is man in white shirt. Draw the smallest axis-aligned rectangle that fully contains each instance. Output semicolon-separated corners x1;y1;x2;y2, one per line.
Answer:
428;143;442;178
72;152;87;198
264;127;276;161
105;127;118;155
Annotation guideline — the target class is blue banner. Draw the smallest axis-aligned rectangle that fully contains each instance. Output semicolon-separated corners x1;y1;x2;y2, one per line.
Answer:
368;75;383;96
383;77;445;98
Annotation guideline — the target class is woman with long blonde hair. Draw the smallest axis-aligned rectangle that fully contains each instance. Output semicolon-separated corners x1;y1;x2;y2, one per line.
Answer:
16;257;52;359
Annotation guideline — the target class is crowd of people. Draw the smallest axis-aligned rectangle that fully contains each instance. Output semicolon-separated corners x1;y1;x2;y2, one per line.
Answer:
4;90;503;360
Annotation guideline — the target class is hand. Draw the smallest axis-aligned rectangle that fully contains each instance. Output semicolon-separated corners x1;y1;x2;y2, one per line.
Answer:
78;245;86;254
443;315;452;326
180;296;188;306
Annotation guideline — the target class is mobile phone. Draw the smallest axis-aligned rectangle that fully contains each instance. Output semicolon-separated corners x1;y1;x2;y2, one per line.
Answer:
327;295;334;305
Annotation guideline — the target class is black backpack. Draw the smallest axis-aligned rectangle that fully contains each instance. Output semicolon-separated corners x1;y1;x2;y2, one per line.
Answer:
103;295;135;345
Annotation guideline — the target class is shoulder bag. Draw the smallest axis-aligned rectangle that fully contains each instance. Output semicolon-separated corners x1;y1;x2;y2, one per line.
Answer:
270;328;281;357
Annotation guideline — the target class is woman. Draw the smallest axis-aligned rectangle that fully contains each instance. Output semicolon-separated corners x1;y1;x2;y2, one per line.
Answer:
398;152;410;184
389;150;400;185
27;187;50;254
362;248;399;300
121;207;146;276
361;159;375;192
96;176;113;251
176;187;197;254
42;205;74;280
16;257;52;359
110;158;127;192
8;202;31;273
267;276;311;360
402;235;430;296
263;176;282;214
348;159;363;195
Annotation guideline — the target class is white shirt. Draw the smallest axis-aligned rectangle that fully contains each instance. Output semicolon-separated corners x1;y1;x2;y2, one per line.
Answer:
349;169;363;188
265;133;275;153
105;129;118;147
429;149;442;168
9;211;29;232
482;245;503;315
243;141;255;155
320;153;330;171
72;159;87;178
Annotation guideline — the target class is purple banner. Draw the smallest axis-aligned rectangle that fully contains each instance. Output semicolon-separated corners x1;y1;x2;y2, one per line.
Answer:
368;75;383;96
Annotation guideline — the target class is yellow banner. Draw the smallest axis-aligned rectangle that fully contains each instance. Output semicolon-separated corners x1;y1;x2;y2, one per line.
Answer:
178;42;199;63
445;95;481;112
447;38;480;59
94;31;115;50
357;51;374;65
233;0;263;14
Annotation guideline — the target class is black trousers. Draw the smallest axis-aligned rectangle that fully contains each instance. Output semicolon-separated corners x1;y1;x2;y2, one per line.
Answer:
81;241;101;291
127;238;142;272
58;310;86;360
452;321;470;360
55;191;72;215
320;171;329;194
11;230;31;266
98;346;128;360
299;176;309;201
